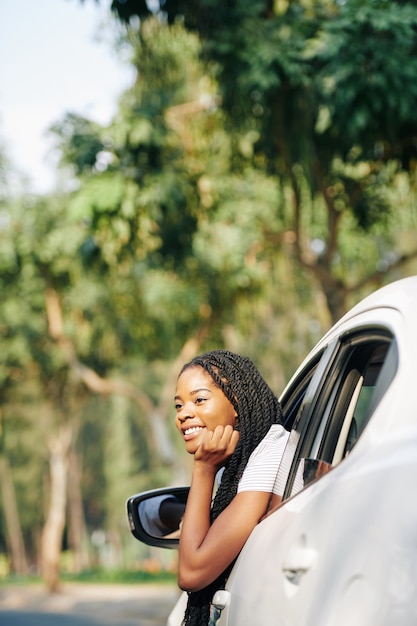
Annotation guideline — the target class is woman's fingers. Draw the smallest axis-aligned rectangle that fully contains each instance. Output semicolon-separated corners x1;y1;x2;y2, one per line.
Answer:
212;424;240;454
195;425;240;464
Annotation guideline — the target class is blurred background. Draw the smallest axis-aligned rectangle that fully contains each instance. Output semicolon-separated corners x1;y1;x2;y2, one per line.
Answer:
0;0;417;598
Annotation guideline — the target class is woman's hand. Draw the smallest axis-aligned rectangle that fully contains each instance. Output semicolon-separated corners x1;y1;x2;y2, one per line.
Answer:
194;424;240;471
178;424;272;592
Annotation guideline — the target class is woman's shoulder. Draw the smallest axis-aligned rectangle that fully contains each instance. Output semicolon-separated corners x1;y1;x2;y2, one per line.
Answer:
254;423;288;450
237;424;289;494
266;423;288;439
245;423;289;464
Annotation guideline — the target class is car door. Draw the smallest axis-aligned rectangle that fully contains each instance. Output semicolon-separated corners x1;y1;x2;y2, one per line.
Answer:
216;323;397;626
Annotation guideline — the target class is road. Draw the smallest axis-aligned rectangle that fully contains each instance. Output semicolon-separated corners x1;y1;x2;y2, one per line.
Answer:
0;582;181;626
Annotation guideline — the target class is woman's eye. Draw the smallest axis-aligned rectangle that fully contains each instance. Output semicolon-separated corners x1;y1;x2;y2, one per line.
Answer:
175;403;182;410
195;397;207;404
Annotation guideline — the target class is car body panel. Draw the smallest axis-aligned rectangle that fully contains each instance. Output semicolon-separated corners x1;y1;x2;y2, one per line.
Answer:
216;276;417;626
221;431;417;626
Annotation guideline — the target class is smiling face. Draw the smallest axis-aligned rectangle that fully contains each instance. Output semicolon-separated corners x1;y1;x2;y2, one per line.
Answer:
174;365;238;455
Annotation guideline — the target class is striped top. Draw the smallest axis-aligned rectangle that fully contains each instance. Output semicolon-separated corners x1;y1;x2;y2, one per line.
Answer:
237;424;290;496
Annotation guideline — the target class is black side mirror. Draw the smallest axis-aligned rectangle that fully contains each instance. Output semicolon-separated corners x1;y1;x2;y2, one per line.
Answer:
126;486;189;549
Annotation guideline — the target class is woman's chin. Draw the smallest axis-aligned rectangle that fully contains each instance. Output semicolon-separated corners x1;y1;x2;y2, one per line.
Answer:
185;434;203;455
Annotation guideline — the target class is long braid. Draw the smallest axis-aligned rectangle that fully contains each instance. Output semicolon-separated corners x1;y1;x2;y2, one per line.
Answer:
179;350;282;626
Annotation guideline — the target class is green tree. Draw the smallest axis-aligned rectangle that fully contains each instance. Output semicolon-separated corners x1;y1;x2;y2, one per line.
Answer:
45;16;323;560
0;153;33;574
0;13;323;584
8;0;417;584
52;18;285;351
106;0;417;321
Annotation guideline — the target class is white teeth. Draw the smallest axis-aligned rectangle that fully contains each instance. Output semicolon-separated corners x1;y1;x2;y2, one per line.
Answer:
184;426;204;435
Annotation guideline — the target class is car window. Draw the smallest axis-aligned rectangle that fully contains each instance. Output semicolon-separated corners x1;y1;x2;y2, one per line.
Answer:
283;329;396;500
280;355;321;431
272;340;340;497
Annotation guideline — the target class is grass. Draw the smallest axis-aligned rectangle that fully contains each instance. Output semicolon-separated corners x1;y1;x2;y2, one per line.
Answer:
0;568;177;586
63;569;177;584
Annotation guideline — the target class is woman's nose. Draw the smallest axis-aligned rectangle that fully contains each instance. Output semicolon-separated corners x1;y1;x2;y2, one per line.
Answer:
177;404;194;423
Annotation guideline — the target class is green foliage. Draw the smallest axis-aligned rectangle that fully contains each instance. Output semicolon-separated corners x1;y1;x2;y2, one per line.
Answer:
1;0;417;578
131;18;203;109
314;0;417;162
49;113;105;175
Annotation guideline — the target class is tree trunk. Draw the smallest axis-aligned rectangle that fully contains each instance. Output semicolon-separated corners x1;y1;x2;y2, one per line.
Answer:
104;394;132;570
45;287;205;471
41;424;72;592
67;445;90;572
0;455;28;574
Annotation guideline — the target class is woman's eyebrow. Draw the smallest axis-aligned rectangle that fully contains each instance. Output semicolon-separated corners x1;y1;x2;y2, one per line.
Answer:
190;387;212;396
174;387;213;402
174;388;212;401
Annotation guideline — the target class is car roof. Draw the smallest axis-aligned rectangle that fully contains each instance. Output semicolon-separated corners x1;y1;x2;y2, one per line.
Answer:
328;275;417;332
313;275;417;351
280;275;417;400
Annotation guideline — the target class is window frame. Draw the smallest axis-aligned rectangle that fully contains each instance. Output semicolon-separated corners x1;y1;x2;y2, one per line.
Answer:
280;327;395;501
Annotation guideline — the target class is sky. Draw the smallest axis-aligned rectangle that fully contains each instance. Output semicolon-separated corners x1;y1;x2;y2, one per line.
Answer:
0;0;134;193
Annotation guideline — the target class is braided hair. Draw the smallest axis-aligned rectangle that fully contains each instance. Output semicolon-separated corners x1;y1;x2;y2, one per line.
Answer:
179;350;282;626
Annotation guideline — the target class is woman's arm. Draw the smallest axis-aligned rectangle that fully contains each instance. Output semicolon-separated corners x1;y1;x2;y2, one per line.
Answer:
178;425;271;592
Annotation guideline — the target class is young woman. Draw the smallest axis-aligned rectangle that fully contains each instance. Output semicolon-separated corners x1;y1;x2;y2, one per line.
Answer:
174;350;289;626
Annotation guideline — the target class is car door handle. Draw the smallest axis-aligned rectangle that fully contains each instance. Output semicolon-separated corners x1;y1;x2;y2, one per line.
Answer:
282;545;317;584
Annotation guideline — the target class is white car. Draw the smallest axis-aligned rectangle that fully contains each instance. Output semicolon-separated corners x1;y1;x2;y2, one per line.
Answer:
127;275;417;626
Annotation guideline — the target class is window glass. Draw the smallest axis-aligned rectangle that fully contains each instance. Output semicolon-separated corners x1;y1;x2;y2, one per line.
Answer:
272;340;340;499
282;330;396;500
